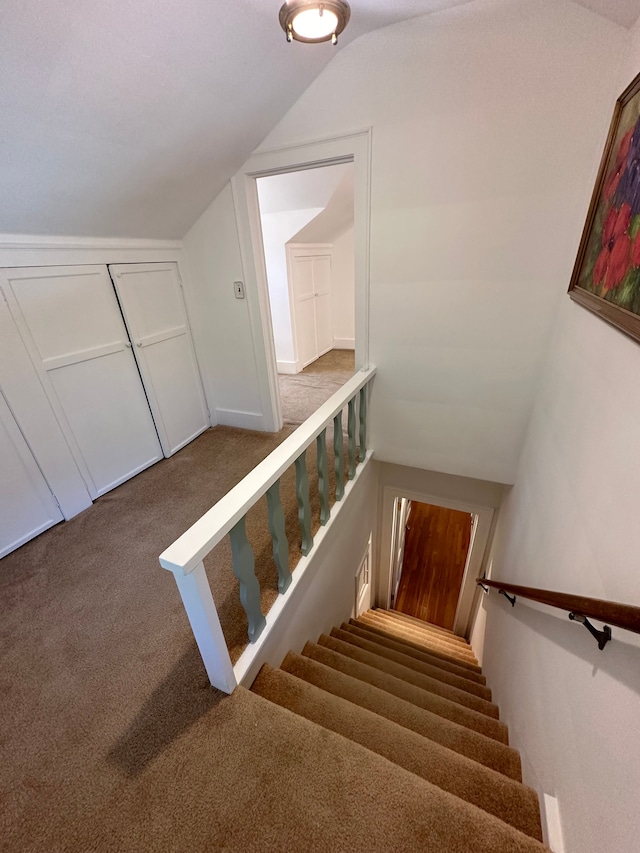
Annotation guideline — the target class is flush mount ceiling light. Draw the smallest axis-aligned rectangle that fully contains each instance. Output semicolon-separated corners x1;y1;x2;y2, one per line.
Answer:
279;1;351;45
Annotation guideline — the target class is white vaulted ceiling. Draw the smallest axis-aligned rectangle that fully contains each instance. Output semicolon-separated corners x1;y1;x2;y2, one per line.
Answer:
0;0;637;239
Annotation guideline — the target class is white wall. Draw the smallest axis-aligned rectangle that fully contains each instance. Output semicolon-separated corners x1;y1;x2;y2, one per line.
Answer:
260;207;323;367
331;226;355;349
475;21;640;853
182;184;265;429
256;0;627;483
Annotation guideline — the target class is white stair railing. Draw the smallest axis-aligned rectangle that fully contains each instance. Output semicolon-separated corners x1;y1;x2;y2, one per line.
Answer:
159;367;376;693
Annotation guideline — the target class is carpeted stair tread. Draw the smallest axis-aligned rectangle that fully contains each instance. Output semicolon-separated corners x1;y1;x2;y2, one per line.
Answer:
251;665;543;841
335;626;491;700
319;634;500;719
373;609;474;649
365;611;479;658
360;612;479;662
377;608;470;644
244;689;546;853
359;612;479;664
302;642;509;744
353;617;483;674
282;652;522;780
347;621;487;684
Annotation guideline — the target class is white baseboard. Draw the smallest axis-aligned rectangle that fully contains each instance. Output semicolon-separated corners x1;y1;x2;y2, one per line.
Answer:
215;408;265;431
276;360;302;375
541;794;565;853
333;338;355;350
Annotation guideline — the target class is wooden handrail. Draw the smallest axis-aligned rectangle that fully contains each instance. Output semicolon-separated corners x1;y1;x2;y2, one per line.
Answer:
477;578;640;635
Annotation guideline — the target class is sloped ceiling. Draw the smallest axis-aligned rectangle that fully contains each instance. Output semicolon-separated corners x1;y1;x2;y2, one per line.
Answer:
0;0;636;239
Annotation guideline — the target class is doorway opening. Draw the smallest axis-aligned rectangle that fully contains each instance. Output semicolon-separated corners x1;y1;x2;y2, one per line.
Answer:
390;500;476;631
255;162;356;425
379;486;494;637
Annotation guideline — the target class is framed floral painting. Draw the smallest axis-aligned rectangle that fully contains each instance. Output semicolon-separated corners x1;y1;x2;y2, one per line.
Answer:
569;71;640;342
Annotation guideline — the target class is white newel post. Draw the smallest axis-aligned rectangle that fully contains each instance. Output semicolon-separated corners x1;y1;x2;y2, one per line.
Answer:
171;560;237;693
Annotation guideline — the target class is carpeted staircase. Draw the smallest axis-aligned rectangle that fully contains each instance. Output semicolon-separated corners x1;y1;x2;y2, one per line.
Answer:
249;607;549;852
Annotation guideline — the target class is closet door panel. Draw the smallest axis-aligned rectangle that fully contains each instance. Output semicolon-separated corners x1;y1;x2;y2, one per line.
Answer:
109;263;209;457
291;255;317;368
1;265;162;498
48;349;163;494
313;254;333;356
0;392;63;558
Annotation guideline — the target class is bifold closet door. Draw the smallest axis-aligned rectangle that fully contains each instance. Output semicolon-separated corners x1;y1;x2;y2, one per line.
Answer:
291;255;318;368
109;263;209;456
312;254;333;356
0;266;163;499
0;391;63;558
289;247;334;368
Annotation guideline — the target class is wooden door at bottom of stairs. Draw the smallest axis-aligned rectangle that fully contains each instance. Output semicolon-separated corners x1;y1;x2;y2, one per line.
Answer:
288;246;333;368
109;263;209;457
1;265;163;499
395;502;473;631
0;390;63;558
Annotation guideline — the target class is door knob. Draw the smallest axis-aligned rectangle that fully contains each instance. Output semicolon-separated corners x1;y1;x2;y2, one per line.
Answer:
136;342;142;347
124;341;132;348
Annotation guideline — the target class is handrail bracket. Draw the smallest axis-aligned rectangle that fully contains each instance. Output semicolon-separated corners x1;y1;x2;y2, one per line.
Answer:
569;612;612;651
499;589;516;607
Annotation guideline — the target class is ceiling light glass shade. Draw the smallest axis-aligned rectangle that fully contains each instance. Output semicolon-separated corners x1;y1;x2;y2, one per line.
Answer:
279;1;351;45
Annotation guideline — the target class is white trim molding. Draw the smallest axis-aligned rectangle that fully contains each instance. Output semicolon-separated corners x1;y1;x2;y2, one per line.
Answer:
215;408;265;431
377;485;494;637
231;129;372;433
276;360;302;375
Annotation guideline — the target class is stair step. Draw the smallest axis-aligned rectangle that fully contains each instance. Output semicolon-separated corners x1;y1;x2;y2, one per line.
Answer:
377;608;470;644
252;665;543;841
219;689;546;853
319;634;499;719
347;621;487;684
353;617;483;674
368;610;478;656
360;611;479;664
282;652;522;780
335;626;491;700
302;642;509;744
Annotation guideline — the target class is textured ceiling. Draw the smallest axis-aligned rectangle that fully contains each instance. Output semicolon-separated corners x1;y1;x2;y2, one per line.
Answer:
0;0;637;239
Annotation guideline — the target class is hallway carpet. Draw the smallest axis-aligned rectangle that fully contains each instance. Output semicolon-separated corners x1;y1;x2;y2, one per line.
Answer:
278;348;355;426
1;350;357;851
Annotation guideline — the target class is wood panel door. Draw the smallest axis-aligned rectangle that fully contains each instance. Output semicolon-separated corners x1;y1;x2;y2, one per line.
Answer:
312;254;333;356
288;246;333;368
1;265;163;499
290;254;317;368
109;263;209;456
395;502;473;630
0;391;63;557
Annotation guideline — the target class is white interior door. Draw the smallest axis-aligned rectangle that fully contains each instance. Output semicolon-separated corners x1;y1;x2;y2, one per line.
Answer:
0;391;63;558
1;265;163;499
313;254;333;356
291;255;318;368
109;263;209;456
289;245;334;369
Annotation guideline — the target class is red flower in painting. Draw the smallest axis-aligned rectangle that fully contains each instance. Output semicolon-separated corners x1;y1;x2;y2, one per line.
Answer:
605;127;634;199
631;229;640;268
593;204;631;292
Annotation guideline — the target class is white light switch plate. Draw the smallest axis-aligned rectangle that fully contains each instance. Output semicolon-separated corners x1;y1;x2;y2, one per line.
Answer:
233;281;245;299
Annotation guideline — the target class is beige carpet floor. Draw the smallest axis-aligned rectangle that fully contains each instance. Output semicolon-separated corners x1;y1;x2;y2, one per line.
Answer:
0;351;356;852
279;349;355;427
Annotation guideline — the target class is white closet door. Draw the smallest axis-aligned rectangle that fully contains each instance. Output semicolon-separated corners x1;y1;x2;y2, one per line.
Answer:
109;263;209;457
0;391;63;558
1;266;163;499
291;255;318;368
313;254;333;357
